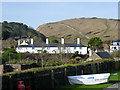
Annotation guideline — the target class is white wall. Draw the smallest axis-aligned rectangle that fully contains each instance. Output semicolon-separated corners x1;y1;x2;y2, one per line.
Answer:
16;46;88;54
112;42;120;45
110;45;120;52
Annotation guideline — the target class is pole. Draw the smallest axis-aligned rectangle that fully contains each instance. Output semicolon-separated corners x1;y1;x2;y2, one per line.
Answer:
42;55;43;68
9;53;10;64
61;52;62;61
9;53;13;64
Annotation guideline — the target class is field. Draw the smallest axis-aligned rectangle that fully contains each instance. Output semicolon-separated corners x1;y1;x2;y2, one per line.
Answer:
56;71;120;90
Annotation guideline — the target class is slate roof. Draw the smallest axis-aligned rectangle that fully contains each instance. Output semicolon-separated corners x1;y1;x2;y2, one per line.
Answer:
18;43;86;47
114;40;120;42
96;52;114;59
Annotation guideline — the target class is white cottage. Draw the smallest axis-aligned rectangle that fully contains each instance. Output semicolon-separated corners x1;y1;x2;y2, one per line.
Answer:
110;40;120;52
16;37;87;54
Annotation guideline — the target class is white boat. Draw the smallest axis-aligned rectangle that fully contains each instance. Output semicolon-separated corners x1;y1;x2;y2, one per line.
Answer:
67;73;110;85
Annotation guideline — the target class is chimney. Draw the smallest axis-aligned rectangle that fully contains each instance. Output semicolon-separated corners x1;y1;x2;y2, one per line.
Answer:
110;40;113;45
89;48;93;57
31;38;33;44
18;39;20;46
95;49;98;52
77;37;81;44
46;38;49;44
61;37;64;44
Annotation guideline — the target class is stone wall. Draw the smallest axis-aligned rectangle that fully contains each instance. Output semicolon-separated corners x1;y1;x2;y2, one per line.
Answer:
2;61;120;90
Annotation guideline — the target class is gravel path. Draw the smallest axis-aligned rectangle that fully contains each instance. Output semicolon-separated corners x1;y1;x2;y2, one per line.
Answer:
103;82;120;90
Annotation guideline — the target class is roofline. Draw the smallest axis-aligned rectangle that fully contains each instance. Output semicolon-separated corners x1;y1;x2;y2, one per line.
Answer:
18;43;87;47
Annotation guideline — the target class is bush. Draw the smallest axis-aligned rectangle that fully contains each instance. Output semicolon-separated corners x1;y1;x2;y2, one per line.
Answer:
50;39;59;43
2;48;17;63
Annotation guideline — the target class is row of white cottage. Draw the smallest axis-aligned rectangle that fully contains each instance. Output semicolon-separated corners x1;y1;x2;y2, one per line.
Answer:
16;38;87;54
16;37;120;54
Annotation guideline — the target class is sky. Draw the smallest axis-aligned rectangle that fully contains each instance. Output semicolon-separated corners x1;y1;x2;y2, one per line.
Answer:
2;2;118;29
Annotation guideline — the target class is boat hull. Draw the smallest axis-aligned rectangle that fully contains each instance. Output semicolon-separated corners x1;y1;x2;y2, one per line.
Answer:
67;73;110;85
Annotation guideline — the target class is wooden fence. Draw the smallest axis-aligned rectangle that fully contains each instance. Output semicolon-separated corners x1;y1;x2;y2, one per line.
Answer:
2;60;120;90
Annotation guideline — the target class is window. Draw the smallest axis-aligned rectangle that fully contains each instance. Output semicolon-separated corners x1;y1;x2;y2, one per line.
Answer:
119;47;120;50
32;47;34;49
79;47;82;49
74;47;76;49
18;47;21;49
112;47;114;50
114;47;116;49
47;47;49;50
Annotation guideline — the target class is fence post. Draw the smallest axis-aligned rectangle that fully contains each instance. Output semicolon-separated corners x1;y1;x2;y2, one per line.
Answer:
64;67;67;85
9;75;13;90
75;66;77;75
97;63;99;73
51;70;54;88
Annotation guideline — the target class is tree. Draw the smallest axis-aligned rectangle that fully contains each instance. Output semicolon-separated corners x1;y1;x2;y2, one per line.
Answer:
2;30;10;40
88;37;103;50
2;48;17;63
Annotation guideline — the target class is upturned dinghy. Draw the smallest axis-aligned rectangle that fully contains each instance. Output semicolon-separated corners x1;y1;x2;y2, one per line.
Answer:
67;73;110;85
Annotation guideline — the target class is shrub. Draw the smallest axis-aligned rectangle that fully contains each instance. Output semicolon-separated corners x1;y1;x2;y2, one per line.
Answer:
50;39;59;43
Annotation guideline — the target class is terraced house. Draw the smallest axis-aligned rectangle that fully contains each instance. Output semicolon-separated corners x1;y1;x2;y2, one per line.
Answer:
16;37;87;54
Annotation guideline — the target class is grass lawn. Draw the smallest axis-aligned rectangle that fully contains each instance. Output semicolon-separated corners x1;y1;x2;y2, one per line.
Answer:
56;71;120;90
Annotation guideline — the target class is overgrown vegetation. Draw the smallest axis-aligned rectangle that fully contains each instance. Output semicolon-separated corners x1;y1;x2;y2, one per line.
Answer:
2;48;17;63
3;49;88;66
2;59;115;76
110;50;120;57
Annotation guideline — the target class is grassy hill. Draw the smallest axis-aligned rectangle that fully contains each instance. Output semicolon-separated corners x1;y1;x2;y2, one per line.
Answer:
36;18;119;45
2;21;46;48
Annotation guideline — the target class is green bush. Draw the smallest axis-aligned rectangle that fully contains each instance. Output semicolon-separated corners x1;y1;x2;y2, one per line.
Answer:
50;39;59;43
2;48;17;63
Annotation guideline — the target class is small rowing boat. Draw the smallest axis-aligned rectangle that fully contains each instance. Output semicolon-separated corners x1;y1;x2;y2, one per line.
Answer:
67;73;110;85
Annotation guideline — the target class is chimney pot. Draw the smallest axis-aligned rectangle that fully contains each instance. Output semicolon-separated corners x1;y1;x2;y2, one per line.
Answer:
61;37;64;44
89;48;93;57
31;38;33;44
77;37;81;44
110;40;113;45
46;38;49;44
18;39;20;46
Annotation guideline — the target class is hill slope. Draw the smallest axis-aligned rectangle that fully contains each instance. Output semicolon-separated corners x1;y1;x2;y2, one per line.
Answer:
36;18;118;45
